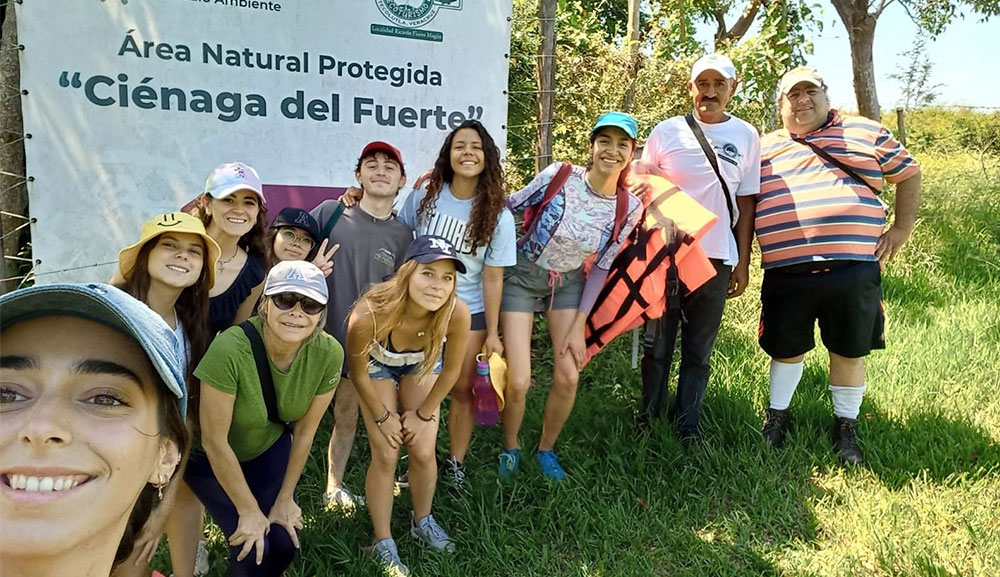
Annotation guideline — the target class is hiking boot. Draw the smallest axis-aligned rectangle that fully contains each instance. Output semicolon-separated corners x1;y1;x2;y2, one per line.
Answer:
322;487;365;513
832;416;864;465
498;448;521;480
372;538;410;577
536;450;566;481
410;512;456;552
762;408;792;449
441;457;469;492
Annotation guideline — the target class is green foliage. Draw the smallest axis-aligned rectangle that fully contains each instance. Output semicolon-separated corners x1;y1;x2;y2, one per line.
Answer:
505;0;821;186
899;108;1000;156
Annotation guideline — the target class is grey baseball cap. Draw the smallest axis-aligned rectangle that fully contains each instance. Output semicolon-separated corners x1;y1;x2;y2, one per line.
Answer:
0;283;188;418
264;260;329;305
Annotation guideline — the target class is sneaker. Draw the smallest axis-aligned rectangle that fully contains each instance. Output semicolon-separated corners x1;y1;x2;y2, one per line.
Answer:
372;538;410;577
410;512;456;552
441;457;469;492
762;408;792;449
193;539;209;576
497;448;521;479
832;416;864;465
395;471;410;491
535;450;566;481
322;487;365;512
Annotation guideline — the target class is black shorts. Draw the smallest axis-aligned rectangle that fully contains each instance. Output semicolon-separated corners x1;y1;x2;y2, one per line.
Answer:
470;312;486;332
758;260;885;359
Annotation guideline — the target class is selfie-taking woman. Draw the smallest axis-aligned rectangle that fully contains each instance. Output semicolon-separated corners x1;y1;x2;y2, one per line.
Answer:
1;283;189;577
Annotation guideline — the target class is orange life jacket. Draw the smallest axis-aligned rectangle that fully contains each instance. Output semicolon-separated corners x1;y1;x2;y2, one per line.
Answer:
584;174;718;364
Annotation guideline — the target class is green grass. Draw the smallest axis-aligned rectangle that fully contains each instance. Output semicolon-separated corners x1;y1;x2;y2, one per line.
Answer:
156;153;1000;576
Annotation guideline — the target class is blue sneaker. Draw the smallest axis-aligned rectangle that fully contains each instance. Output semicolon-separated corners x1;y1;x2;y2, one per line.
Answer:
536;450;566;481
498;448;521;479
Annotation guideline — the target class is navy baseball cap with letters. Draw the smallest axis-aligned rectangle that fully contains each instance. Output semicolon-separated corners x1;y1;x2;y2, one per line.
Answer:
403;234;467;273
270;206;321;244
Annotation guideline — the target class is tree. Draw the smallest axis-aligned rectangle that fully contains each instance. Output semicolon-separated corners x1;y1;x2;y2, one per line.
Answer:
831;0;999;121
888;32;942;110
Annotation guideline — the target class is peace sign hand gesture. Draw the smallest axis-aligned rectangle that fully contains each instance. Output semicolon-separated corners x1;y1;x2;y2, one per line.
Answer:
311;239;340;277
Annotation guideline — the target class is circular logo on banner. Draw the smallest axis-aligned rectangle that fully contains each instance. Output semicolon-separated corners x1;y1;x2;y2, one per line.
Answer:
375;0;437;28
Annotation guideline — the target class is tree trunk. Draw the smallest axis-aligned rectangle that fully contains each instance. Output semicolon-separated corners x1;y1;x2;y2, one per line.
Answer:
831;0;880;120
620;0;641;112
0;7;29;294
536;0;556;171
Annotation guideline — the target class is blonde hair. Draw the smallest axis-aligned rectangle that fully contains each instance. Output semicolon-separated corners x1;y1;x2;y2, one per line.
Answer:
353;259;457;379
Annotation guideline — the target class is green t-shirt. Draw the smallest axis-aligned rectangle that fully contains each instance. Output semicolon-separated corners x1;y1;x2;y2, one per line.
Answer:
194;317;343;462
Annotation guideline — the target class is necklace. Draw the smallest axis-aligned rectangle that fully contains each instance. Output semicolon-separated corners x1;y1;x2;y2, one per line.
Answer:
417;330;426;337
217;245;239;271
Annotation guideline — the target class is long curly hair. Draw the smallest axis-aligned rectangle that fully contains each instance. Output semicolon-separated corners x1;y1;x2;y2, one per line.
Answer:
416;120;506;253
193;193;269;262
351;260;457;380
114;237;212;428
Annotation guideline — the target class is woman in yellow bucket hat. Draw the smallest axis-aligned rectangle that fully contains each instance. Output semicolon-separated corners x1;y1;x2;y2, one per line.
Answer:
112;211;218;577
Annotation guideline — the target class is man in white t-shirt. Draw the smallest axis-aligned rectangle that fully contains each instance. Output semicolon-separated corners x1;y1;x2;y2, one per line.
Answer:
638;53;761;443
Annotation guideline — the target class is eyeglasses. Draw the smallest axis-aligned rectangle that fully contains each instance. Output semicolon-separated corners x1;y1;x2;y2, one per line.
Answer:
271;292;324;315
279;229;316;249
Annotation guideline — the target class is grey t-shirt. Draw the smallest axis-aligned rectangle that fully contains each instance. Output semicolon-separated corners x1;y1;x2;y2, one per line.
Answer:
310;201;413;360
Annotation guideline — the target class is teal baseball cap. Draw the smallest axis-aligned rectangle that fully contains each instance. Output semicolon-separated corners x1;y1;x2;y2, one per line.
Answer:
591;111;638;140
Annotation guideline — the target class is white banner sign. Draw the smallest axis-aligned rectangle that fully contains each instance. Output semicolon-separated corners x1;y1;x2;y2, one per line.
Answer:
16;0;511;283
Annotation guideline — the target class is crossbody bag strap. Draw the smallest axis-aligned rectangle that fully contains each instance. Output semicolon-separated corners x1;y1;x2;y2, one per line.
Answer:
793;137;882;196
320;200;346;241
239;320;284;427
518;161;574;249
684;113;736;229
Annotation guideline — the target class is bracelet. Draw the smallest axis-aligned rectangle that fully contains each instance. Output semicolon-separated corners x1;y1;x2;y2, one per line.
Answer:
375;408;390;426
415;408;436;422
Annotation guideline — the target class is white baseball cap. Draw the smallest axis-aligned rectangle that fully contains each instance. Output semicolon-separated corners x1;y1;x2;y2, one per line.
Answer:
263;260;329;305
690;53;736;82
779;66;825;94
204;162;265;204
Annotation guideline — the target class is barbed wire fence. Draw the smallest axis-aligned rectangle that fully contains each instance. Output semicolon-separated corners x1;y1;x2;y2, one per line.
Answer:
0;4;34;295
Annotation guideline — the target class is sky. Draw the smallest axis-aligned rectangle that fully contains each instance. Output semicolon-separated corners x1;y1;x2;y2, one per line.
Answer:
805;3;1000;110
694;1;1000;110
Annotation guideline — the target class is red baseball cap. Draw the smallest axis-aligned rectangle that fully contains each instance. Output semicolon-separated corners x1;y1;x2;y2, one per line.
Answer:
360;141;404;168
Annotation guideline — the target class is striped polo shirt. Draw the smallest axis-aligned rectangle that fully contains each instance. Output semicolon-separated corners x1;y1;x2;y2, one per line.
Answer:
756;110;919;269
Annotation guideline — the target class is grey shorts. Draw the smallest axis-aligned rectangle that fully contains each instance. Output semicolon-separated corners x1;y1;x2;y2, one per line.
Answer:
501;251;584;313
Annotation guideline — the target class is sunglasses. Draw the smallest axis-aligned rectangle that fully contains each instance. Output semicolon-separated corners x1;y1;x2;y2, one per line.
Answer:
279;228;316;249
271;292;324;315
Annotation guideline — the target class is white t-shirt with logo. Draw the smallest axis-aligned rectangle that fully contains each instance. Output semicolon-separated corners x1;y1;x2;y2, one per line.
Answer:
397;183;517;315
642;114;761;265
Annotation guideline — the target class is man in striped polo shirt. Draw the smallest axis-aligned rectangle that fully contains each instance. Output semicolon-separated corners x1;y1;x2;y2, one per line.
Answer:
755;67;921;464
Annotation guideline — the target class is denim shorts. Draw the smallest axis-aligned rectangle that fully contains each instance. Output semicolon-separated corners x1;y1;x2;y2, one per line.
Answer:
368;354;443;386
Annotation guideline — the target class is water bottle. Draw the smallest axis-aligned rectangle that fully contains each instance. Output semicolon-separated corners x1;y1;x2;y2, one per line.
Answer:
472;354;500;427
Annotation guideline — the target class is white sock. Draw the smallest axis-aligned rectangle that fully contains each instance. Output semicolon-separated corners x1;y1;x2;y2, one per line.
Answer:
769;360;804;410
830;384;867;419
